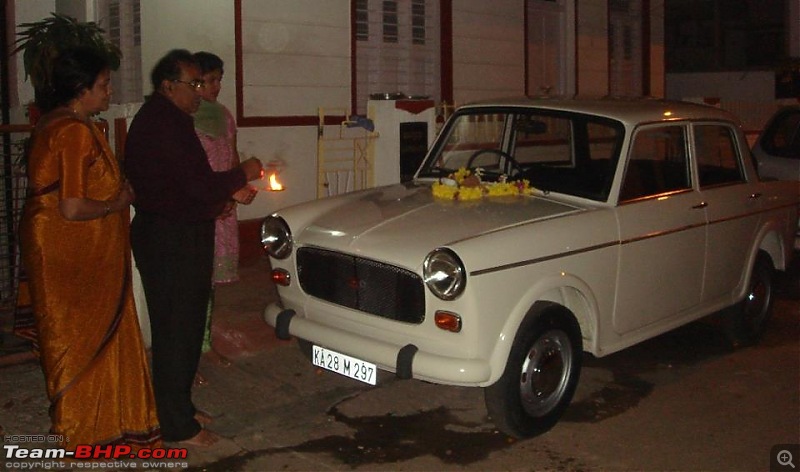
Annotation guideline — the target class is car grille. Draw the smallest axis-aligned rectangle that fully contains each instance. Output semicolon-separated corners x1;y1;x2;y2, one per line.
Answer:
296;247;426;324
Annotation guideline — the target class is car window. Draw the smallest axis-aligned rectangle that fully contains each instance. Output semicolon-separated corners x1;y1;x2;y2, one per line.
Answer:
513;115;572;165
419;107;624;201
760;109;800;159
620;125;690;202
435;113;506;171
511;113;622;201
694;124;746;187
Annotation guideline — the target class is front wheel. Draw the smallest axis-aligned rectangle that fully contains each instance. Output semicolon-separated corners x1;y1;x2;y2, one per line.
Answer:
484;304;582;438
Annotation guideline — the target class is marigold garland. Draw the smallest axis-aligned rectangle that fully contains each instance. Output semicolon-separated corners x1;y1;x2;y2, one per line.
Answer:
431;168;534;201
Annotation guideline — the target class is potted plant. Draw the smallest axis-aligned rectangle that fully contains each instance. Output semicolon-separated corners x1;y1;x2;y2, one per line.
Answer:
13;13;122;116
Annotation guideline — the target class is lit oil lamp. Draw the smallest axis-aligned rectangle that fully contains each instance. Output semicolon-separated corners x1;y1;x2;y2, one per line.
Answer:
267;172;284;191
252;157;286;192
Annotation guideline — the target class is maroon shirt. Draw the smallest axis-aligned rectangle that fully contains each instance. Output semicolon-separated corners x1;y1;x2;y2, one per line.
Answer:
125;93;246;222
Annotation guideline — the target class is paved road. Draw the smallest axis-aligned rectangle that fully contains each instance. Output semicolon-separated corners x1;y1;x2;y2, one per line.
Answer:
1;254;798;471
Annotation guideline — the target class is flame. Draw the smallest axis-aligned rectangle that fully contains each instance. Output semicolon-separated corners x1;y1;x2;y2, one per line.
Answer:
268;173;284;191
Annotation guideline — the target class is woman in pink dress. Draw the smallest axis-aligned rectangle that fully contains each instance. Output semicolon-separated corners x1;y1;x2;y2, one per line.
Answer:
193;52;255;363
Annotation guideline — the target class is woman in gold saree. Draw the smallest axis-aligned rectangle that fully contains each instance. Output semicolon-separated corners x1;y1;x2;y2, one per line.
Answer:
19;47;160;449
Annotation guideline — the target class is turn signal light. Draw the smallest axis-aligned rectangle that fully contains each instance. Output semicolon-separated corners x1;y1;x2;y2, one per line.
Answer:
434;311;462;333
271;268;291;286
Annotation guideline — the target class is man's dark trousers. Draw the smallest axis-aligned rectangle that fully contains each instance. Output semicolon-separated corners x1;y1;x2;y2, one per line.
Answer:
131;211;214;442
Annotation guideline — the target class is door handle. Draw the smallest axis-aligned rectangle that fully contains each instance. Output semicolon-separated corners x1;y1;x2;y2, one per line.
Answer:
749;193;762;199
692;201;708;209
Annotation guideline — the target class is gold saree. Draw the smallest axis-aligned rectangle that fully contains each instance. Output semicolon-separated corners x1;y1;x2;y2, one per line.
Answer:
19;111;161;449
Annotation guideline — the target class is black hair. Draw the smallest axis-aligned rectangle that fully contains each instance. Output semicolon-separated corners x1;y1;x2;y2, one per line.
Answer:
43;47;110;112
150;49;197;91
193;51;224;75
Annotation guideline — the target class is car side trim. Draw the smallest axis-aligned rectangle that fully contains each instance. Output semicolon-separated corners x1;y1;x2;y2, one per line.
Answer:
471;204;796;277
471;241;619;276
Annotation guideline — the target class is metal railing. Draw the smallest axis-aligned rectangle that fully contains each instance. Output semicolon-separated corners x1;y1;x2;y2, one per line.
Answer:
0;124;33;324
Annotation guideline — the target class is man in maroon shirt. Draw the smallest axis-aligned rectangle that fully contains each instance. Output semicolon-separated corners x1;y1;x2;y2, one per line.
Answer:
125;49;262;447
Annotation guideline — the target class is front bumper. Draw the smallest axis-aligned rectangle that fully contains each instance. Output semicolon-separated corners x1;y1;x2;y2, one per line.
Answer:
263;302;492;386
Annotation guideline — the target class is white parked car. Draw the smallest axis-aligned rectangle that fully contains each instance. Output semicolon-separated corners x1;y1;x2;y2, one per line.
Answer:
751;104;800;246
752;105;800;181
261;97;799;438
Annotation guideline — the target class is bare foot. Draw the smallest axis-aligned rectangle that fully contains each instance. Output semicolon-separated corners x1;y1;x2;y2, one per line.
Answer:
177;428;219;447
193;372;208;387
194;409;213;425
206;349;232;367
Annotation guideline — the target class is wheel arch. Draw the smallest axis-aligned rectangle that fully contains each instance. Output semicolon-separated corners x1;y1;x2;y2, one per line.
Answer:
483;296;585;438
485;274;598;386
756;226;786;272
728;224;783;308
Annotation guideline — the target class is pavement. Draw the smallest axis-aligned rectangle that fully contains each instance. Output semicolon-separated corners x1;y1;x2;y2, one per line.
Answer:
1;253;798;472
0;255;301;470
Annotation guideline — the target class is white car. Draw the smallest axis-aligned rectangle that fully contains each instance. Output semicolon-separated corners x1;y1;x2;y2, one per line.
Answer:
261;97;799;438
752;105;800;246
752;105;800;181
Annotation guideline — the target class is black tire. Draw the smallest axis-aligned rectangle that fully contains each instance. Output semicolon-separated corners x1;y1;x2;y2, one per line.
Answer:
484;303;582;438
724;252;775;348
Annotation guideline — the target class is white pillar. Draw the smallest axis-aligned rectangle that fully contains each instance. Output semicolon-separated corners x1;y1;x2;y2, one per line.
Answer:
368;99;436;187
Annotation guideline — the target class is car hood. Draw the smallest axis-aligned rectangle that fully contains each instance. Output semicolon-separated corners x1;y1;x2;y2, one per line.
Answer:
289;183;585;268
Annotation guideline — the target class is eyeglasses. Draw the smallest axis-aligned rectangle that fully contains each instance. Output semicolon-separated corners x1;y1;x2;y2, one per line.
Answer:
173;79;204;90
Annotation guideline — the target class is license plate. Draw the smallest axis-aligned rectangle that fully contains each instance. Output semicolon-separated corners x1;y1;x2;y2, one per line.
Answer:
312;345;377;385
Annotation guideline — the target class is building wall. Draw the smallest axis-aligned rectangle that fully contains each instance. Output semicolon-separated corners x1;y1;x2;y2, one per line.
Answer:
238;0;350;117
228;0;349;219
450;0;524;103
575;0;608;96
648;0;666;97
140;0;237;109
10;0;53;115
10;0;668;220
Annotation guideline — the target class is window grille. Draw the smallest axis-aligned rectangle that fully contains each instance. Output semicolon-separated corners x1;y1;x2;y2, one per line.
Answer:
383;0;398;43
97;0;142;103
109;2;121;46
411;0;426;45
356;0;369;41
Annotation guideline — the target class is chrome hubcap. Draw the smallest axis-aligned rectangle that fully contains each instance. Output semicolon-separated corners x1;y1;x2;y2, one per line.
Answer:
519;329;572;417
744;273;770;331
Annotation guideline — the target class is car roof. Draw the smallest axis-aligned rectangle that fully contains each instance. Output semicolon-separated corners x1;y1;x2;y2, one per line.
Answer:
459;96;743;127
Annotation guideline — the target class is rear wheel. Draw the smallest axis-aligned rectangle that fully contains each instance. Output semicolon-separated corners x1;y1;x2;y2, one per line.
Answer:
724;252;774;348
484;304;582;438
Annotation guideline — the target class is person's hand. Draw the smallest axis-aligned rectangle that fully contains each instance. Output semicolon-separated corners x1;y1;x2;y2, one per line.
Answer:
218;200;236;218
240;157;263;181
114;181;135;210
232;185;257;205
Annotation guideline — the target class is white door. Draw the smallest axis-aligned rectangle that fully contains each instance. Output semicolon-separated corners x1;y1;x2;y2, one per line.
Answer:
613;124;707;334
608;0;644;96
526;0;567;96
692;123;763;302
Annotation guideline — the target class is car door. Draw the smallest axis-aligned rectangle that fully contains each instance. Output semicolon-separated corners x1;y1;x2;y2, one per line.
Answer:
693;123;763;303
612;123;707;335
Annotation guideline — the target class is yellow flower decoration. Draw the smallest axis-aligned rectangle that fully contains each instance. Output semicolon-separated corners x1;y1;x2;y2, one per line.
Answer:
431;182;460;200
432;168;534;201
452;167;472;184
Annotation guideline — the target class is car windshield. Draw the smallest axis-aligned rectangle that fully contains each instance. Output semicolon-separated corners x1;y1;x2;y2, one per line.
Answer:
417;107;626;201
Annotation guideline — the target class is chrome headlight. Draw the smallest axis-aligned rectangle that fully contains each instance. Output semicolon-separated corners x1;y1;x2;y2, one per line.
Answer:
261;215;292;259
423;248;466;300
